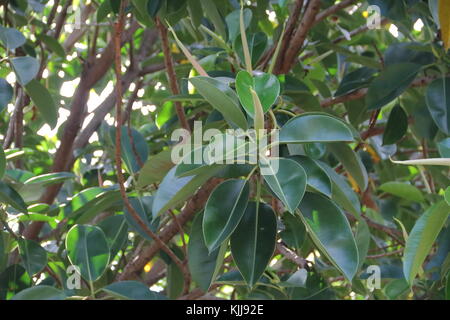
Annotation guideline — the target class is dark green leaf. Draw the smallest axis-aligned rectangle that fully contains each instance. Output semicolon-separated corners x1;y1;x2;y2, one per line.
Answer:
425;77;450;134
12;285;66;300
18;239;47;276
0;78;13;112
230;202;277;287
102;281;167;300
0;181;27;213
383;105;408;145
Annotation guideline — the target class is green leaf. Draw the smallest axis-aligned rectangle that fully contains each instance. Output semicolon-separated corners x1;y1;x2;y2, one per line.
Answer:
366;63;421;110
335;67;376;97
98;215;129;259
23;172;75;186
147;0;164;17
109;126;149;174
200;0;227;40
355;219;371;271
383;105;409;145
0;145;5;179
383;278;410;299
12;286;66;300
230;202;277;287
102;281;167;300
298;193;359;281
65;225;110;282
235;71;280;117
10;57;39;86
403;201;450;284
36;34;66;58
189;76;248;129
0;181;27;213
0;78;13;112
18;238;47;276
289;155;332;197
24;79;57;129
0;265;31;300
317;161;361;217
379;182;424;202
425;77;450;134
137;149;175;188
124;197;158;241
0;27;26;50
280;212;306;250
226;8;252;43
445;187;450;206
279;113;354;144
152;165;221;217
234;32;267;67
203;179;249;252
188;212;226;291
438;138;450;158
260;157;307;213
327;143;368;192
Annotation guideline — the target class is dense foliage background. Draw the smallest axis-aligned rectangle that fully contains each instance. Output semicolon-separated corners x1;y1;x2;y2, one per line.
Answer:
0;0;449;300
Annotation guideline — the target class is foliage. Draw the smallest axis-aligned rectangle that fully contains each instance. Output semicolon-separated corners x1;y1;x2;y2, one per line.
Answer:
0;0;449;301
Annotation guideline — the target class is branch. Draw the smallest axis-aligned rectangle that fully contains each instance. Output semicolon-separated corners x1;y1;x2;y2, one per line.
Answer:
313;0;359;24
278;0;321;74
276;243;307;268
156;18;191;132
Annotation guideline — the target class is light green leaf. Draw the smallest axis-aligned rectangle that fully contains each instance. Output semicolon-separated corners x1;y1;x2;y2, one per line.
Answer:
235;71;280;117
403;201;450;284
137;149;175;188
0;27;26;50
65;225;110;282
379;182;424;202
189;76;248;129
10;57;39;86
24;79;57;129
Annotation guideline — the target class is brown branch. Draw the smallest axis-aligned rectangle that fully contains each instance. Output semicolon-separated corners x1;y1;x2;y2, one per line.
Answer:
113;5;190;295
276;243;307;268
366;248;403;259
313;0;359;24
118;178;223;281
156;18;191;132
278;0;321;74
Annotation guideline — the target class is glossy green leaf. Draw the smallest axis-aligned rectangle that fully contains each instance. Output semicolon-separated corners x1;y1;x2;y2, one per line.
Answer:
260;157;307;213
189;76;248;129
403;201;450;284
298;193;359;281
366;63;421;110
317;161;361;216
102;281;167;300
188;212;227;291
335;67;376;97
234;32;267;67
355;219;370;271
203;179;249;252
152;165;221;217
235;71;280;117
65;225;110;282
379;182;424;202
24;80;57;129
230;202;277;287
280;212;306;250
0;78;13;112
0;265;31;300
12;286;66;300
0;181;27;213
0;27;26;50
18;239;47;276
200;0;227;40
23;172;75;186
10;57;39;86
289;155;332;197
383;105;408;145
279;113;354;144
328;143;368;191
425;77;450;134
